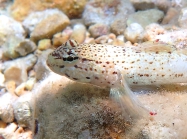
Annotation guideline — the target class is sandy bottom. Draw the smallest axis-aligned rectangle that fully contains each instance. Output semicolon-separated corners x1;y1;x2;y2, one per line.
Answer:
33;73;187;139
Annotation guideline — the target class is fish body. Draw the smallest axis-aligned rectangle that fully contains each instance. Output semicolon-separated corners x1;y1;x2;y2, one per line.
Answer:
47;40;187;120
47;40;187;87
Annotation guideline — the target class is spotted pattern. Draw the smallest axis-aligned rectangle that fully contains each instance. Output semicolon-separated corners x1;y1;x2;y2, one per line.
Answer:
47;40;187;87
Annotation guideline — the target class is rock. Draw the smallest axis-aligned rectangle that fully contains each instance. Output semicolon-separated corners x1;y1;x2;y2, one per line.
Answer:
52;27;73;47
38;39;51;51
4;81;16;94
70;24;86;44
2;54;37;85
130;0;156;10
11;0;87;21
178;7;187;28
110;15;127;35
0;15;25;46
124;23;144;43
83;0;134;26
25;77;36;91
13;93;35;128
34;49;53;80
14;83;26;96
144;23;166;41
127;9;164;28
162;8;179;25
0;72;5;88
2;37;36;59
30;9;70;42
0;121;7;129
89;23;109;38
0;93;17;123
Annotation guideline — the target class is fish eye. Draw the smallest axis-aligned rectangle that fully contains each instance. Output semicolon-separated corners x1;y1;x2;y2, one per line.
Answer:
63;56;79;62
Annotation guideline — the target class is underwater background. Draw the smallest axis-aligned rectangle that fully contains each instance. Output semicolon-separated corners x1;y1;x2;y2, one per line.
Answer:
1;0;187;138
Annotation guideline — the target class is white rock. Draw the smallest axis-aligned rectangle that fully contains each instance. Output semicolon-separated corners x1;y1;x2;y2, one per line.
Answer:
124;23;144;43
178;7;187;28
0;15;25;46
2;54;37;85
0;93;17;123
13;93;35;128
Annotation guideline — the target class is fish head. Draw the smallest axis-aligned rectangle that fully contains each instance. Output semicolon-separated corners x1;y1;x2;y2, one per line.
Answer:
47;40;121;88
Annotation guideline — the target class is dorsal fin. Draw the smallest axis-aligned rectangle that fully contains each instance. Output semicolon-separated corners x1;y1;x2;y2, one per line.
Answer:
64;40;79;48
134;41;176;53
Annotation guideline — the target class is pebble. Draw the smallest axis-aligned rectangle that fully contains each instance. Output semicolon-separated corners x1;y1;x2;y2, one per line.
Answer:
162;8;179;25
0;15;25;46
11;0;87;21
70;24;86;44
83;0;134;26
0;93;17;123
38;39;51;51
124;23;144;43
0;72;5;88
2;54;37;85
13;93;35;128
178;7;187;28
127;9;164;28
2;37;36;59
30;10;70;42
88;23;109;38
144;23;166;41
0;121;7;129
4;81;16;94
14;83;26;96
52;27;73;47
25;77;36;91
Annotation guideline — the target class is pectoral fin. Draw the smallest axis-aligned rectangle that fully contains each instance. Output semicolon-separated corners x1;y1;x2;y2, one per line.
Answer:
110;74;149;121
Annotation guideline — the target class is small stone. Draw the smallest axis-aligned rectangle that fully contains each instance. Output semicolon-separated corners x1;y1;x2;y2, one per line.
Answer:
127;9;164;28
14;39;37;56
144;23;166;41
162;8;179;25
2;37;36;59
89;23;109;38
52;27;73;47
83;0;134;26
38;39;51;51
0;15;25;46
0;121;7;129
95;35;109;44
0;72;5;88
124;23;144;43
31;10;70;42
0;93;17;123
178;7;187;28
14;83;26;96
70;24;86;44
5;81;16;94
13;93;35;128
25;77;36;91
131;0;156;11
2;54;37;85
5;122;17;132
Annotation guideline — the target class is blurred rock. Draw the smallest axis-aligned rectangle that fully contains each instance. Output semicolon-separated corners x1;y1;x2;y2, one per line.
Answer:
70;24;86;44
162;8;179;25
124;23;144;43
2;54;37;85
52;27;73;47
13;93;35;128
0;72;5;88
30;9;70;42
130;0;156;10
178;7;187;28
83;0;134;26
89;23;109;38
144;23;166;41
127;9;164;28
0;15;25;46
38;39;51;51
0;93;17;123
4;81;16;94
11;0;87;21
2;37;36;59
34;49;53;80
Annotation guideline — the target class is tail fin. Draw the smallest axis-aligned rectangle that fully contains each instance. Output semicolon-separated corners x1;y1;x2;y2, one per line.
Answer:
110;76;149;121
